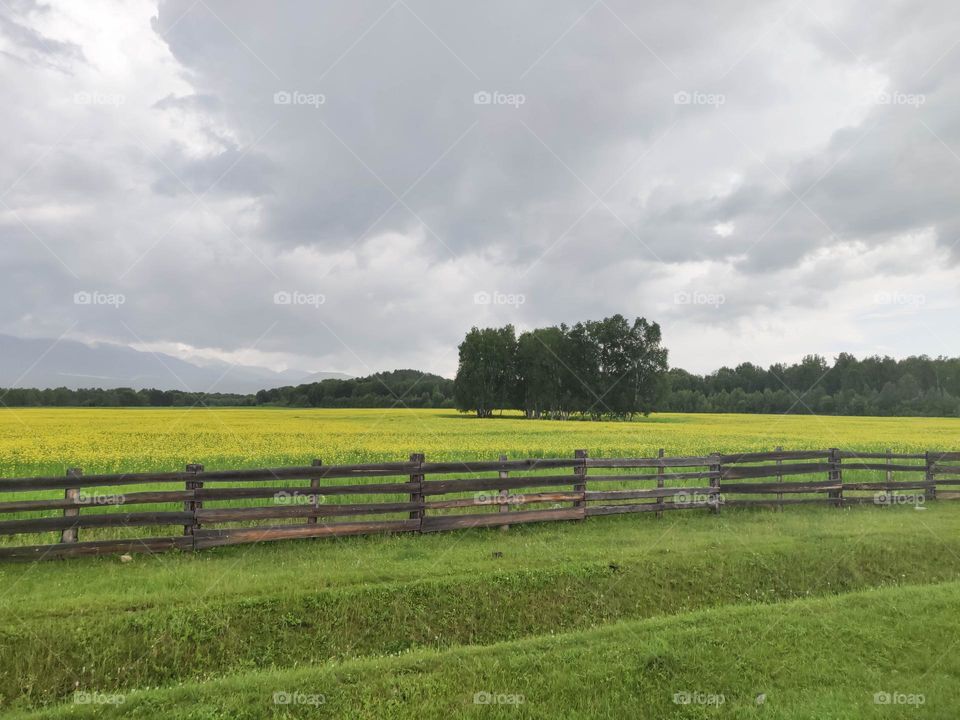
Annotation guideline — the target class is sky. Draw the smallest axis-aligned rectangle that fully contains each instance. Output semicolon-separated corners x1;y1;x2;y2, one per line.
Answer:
2;0;959;379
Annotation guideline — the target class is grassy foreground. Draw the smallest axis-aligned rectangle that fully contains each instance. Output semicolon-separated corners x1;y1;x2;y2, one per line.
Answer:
2;504;960;712
13;579;958;719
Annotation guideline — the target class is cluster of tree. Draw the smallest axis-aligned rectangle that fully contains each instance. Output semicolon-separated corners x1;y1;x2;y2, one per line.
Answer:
254;370;454;408
662;353;960;417
454;315;669;419
0;387;253;407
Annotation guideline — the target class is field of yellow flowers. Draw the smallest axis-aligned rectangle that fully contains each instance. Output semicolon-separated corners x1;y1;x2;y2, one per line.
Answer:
0;407;957;477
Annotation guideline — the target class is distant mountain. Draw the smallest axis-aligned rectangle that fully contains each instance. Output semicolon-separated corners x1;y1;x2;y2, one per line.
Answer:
0;335;350;394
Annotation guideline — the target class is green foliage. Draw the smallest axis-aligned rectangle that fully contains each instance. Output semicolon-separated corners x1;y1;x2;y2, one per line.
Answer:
455;315;669;419
661;352;960;417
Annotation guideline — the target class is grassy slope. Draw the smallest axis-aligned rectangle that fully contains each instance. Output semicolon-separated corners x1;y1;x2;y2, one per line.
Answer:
3;505;960;710
16;580;960;719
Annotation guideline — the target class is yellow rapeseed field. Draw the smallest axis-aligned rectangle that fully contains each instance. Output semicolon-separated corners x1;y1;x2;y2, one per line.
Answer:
0;407;957;477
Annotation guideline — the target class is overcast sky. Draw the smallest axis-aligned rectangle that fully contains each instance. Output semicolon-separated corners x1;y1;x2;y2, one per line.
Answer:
2;0;958;378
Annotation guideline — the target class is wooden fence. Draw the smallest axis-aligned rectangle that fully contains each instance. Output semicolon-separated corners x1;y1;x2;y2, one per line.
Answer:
1;448;958;560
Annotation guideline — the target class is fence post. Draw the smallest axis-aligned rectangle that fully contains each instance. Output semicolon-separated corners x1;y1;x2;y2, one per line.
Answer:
308;459;322;525
886;449;893;485
574;449;587;517
925;451;936;501
775;446;783;512
709;453;721;513
656;448;665;518
184;463;203;537
60;468;82;544
498;453;510;531
409;453;425;529
828;449;842;506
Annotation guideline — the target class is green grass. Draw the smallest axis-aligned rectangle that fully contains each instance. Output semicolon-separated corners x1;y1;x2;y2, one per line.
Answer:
12;579;959;719
2;504;960;712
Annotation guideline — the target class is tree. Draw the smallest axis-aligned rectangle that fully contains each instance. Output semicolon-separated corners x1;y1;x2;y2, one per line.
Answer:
453;326;518;417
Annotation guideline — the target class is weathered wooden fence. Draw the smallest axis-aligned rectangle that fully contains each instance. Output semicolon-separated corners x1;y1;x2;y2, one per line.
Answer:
0;448;957;560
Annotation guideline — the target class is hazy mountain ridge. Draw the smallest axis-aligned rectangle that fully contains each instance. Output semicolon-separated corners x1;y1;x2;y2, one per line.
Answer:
0;335;350;393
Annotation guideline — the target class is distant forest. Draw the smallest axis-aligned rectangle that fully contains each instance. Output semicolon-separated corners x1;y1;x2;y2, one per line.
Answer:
4;352;960;418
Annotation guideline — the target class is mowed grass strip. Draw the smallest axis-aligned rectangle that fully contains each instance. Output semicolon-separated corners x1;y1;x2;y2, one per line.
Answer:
2;505;960;709
13;579;960;719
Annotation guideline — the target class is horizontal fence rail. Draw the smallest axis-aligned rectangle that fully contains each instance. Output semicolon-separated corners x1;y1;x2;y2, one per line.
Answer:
0;448;954;560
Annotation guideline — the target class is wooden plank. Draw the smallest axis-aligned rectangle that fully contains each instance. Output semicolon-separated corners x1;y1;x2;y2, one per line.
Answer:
196;502;418;523
426;492;581;510
577;471;720;482
585;456;714;469
0;462;420;492
720;463;835;480
834;462;927;472
421;508;583;532
60;468;81;544
936;492;960;500
724;498;839;508
720;450;831;463
420;459;579;473
409;453;425;525
721;481;840;494
585;487;717;501
497;453;510;530
656;448;665;518
0;511;194;535
193;520;420;548
586;501;713;516
196;482;418;500
307;459;322;526
842;481;932;491
837;451;927;460
573;449;587;514
183;463;203;537
0;536;193;560
0;489;193;513
421;475;578;495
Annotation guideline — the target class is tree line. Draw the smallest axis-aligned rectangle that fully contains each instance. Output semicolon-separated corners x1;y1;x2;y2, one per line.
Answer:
0;370;454;408
663;353;960;417
453;315;669;419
